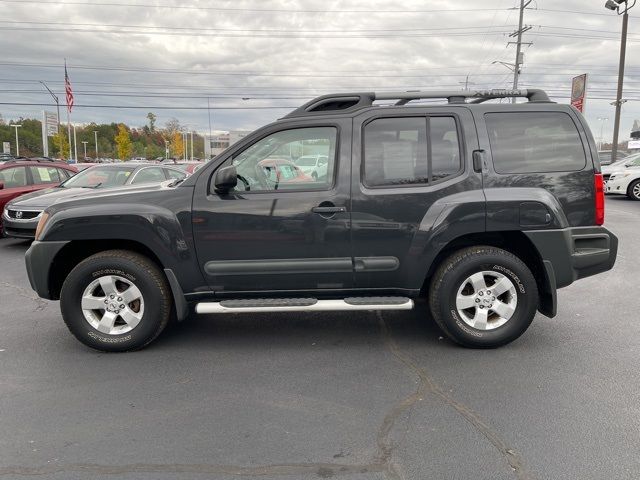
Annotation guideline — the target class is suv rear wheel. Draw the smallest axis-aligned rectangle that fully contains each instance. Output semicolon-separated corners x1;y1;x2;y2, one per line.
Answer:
60;250;172;352
429;246;538;348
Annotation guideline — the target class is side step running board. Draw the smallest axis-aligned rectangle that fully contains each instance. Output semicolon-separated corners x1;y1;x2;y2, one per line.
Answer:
195;297;414;314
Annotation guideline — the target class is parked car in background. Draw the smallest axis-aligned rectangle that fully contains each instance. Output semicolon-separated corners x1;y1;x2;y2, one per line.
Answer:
294;154;329;180
602;152;640;184
173;162;205;174
258;158;313;185
598;150;627;166
606;165;640;200
3;163;186;239
0;153;14;162
0;159;77;236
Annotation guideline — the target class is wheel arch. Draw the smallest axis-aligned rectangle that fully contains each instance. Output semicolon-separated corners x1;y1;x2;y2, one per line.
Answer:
422;230;556;318
49;239;165;301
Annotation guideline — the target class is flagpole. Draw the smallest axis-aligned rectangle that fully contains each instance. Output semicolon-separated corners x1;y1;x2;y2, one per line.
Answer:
65;59;73;161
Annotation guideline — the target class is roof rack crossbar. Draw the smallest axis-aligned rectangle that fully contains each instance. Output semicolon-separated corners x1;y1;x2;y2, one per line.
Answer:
283;89;552;118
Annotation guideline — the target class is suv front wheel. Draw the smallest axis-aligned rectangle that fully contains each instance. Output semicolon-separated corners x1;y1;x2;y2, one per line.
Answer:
60;250;172;352
429;246;538;348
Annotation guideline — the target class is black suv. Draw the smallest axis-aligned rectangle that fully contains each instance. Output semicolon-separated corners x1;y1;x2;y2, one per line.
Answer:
24;89;617;351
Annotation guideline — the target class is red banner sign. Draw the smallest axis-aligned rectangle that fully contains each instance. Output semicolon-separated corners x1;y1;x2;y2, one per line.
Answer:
571;74;588;113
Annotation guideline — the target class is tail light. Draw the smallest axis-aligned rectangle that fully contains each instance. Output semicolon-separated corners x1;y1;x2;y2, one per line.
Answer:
594;173;604;225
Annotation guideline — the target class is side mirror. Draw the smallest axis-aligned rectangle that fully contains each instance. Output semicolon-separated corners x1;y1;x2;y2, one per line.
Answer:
212;165;237;193
0;181;4;190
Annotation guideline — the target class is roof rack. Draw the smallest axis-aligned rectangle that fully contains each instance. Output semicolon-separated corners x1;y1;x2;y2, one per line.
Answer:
284;89;552;118
5;157;60;164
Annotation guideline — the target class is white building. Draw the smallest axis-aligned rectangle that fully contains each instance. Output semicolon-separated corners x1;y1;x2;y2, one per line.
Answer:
204;130;252;159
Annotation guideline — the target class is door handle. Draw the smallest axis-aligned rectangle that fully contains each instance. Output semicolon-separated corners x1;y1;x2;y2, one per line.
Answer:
472;149;486;173
312;206;346;214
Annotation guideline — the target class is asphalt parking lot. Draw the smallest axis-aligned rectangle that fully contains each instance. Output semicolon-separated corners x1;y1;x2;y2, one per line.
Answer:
0;196;638;480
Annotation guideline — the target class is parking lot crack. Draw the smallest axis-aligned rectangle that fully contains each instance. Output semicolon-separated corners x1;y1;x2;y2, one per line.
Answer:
377;312;534;480
0;282;47;312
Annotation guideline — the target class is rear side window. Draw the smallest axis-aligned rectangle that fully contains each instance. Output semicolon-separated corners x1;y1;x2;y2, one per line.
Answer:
485;112;587;173
0;166;27;187
30;166;65;184
363;116;462;187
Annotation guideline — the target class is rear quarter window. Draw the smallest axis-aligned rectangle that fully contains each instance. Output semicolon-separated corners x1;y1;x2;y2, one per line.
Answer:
485;112;587;173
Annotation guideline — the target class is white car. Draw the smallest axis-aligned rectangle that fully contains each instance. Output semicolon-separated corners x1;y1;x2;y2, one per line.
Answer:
606;166;640;200
602;152;640;185
294;155;329;180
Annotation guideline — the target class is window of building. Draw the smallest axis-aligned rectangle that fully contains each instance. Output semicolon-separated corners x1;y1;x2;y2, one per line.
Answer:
363;116;462;187
485;112;587;173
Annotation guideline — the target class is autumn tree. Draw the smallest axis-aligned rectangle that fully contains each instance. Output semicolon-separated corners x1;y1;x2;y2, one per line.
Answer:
114;123;132;160
52;132;70;159
171;131;184;159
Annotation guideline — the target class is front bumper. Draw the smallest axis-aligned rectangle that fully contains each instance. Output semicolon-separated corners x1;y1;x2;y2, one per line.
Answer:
2;210;41;239
25;240;70;299
525;226;618;289
605;178;628;195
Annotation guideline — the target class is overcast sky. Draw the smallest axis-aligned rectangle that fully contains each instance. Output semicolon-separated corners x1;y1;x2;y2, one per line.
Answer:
1;0;639;143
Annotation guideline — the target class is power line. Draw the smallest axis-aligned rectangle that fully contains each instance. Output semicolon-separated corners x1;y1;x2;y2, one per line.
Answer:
0;1;511;14
0;20;514;34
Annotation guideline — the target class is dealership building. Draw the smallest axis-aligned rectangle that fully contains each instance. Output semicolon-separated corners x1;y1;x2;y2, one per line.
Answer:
203;130;252;159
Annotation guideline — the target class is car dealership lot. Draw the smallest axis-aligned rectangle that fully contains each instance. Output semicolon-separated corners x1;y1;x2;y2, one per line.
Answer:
0;196;638;480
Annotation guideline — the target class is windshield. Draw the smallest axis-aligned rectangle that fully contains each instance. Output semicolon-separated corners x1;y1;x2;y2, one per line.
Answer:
61;166;135;188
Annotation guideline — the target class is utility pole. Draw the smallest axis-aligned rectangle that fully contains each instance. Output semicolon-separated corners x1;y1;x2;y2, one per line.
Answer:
190;130;194;161
605;0;636;163
82;140;88;159
508;0;532;103
93;130;98;159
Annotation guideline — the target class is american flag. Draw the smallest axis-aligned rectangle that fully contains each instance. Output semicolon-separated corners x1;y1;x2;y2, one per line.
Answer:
65;62;74;113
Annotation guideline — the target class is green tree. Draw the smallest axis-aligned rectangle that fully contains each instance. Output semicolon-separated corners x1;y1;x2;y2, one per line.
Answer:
52;132;70;159
146;112;156;132
114;124;132;160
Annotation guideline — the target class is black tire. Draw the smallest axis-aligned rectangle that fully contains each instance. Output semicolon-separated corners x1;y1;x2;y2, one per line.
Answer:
312;171;318;181
60;250;172;352
429;246;538;348
627;179;640;200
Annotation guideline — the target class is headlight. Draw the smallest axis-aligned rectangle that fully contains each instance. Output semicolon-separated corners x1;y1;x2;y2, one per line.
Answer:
34;212;50;241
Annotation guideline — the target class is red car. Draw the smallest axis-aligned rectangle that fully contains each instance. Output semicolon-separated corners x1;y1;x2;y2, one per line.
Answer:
0;159;77;235
172;162;205;175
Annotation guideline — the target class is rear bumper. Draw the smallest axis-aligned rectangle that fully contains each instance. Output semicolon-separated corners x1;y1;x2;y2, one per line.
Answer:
525;226;618;289
25;240;70;299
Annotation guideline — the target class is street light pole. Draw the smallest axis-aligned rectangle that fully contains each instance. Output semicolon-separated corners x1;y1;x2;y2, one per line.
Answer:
73;125;78;163
82;141;88;160
93;130;98;159
39;81;61;137
597;117;609;149
190;130;194;161
11;124;22;156
606;0;636;163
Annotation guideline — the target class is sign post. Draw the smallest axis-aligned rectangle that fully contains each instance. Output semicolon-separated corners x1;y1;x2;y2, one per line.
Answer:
571;74;588;113
41;111;58;157
2;142;10;154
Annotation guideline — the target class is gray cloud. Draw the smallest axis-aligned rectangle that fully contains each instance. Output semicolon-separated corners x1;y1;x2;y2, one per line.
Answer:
0;0;638;143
